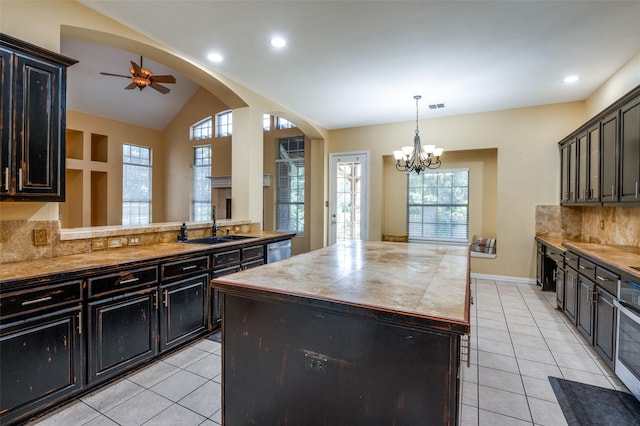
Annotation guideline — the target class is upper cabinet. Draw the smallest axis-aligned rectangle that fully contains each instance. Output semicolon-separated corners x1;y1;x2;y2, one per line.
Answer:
0;34;77;201
559;86;640;206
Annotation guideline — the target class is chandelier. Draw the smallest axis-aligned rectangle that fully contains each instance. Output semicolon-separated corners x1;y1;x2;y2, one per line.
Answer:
393;95;444;173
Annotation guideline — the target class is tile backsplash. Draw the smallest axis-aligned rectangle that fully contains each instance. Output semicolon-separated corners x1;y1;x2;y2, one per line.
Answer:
536;205;640;247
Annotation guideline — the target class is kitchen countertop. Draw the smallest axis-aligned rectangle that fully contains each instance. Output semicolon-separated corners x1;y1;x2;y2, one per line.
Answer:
213;240;471;334
0;232;293;285
536;235;640;280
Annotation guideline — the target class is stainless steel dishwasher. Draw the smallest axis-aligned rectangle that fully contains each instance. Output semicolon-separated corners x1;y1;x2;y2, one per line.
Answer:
267;239;292;263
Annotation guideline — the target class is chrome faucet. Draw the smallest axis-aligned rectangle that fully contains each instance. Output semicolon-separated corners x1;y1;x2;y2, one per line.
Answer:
212;205;221;236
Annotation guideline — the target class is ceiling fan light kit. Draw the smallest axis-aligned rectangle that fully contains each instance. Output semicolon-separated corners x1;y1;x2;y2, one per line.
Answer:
100;56;176;94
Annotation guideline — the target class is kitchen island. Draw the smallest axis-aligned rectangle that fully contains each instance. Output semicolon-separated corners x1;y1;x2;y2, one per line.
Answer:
212;240;471;425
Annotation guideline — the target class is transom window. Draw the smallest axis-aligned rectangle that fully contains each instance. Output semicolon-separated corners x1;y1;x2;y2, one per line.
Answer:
275;117;296;129
276;135;305;235
193;145;212;221
191;117;212;140
122;144;152;225
263;114;271;131
407;168;469;243
216;110;232;137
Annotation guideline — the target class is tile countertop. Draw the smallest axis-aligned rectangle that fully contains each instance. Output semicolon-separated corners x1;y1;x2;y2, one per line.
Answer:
213;240;471;333
0;232;295;285
536;236;640;281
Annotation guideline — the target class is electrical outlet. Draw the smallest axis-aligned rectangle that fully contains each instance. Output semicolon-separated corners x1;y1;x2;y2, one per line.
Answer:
33;228;49;246
108;238;122;248
129;236;140;245
92;239;107;250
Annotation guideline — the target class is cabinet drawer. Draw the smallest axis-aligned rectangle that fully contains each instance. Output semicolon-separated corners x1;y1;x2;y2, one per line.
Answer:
214;249;241;269
578;258;596;279
565;252;579;270
0;280;82;320
547;250;564;265
242;245;264;261
595;266;619;296
160;256;210;281
213;265;242;278
243;258;265;270
88;266;158;298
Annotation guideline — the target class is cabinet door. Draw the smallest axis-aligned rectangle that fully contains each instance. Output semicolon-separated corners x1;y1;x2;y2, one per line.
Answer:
160;274;209;352
560;142;575;203
555;267;565;310
0;306;82;425
587;124;600;201
577;276;595;344
12;53;65;200
601;112;619;201
87;289;158;385
594;287;617;369
620;97;640;202
577;132;588;202
564;267;578;323
1;47;12;195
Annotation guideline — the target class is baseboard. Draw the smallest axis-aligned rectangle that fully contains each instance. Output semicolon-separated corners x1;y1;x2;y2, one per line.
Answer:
470;272;537;284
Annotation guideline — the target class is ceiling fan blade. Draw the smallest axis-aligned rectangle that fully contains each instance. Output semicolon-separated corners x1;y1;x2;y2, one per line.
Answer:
151;75;176;84
100;72;132;78
130;60;142;75
150;82;171;94
125;82;138;90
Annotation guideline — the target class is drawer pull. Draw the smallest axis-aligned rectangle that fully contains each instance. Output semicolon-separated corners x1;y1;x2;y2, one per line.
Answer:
579;265;585;270
118;277;139;285
78;312;82;335
596;275;608;282
181;265;198;271
21;296;52;306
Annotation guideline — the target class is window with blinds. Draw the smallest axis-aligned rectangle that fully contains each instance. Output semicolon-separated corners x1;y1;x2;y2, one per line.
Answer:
276;136;305;235
192;145;211;221
406;168;469;243
191;117;212;140
122;144;152;225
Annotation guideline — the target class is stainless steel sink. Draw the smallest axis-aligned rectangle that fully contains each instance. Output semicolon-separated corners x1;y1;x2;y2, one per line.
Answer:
182;235;256;245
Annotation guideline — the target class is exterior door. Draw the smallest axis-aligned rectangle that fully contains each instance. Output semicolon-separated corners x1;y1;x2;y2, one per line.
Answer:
329;152;368;245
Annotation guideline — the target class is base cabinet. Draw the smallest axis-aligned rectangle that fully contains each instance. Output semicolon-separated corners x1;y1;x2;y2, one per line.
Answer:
594;287;617;369
88;289;159;385
160;274;209;352
564;267;578;324
0;306;83;425
577;275;595;343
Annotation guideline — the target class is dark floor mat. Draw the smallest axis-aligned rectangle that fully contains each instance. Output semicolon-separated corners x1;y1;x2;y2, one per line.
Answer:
549;376;640;426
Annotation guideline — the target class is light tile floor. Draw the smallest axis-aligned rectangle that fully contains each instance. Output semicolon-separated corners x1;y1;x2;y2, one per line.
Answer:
28;279;631;426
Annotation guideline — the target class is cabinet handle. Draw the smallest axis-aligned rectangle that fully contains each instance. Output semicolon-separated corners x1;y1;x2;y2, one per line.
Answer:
596;275;608;282
181;265;197;271
163;290;169;307
78;311;82;335
118;277;139;285
153;292;158;309
3;167;8;191
17;168;23;191
636;182;639;199
579;265;585;270
21;296;52;306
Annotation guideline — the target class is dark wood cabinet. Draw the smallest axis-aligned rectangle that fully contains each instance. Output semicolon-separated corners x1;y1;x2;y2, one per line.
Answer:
0;281;83;425
560;139;576;203
619;96;640;203
160;273;209;352
577;274;595;344
0;34;77;201
87;288;159;385
601;112;619;202
564;266;578;324
555;265;565;311
594;286;617;369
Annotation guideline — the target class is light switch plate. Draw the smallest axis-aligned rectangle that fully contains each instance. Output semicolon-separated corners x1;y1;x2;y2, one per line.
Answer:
33;228;49;246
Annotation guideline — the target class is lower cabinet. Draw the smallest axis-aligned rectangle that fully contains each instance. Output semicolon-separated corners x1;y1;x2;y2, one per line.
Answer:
594;287;617;369
88;288;159;385
555;266;565;310
577;275;595;344
1;300;83;425
564;266;578;324
160;274;209;352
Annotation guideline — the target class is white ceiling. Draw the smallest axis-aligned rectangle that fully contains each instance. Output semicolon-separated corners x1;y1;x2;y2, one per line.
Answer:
73;0;640;131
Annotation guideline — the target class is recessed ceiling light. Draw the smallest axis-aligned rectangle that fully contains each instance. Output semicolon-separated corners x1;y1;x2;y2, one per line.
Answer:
270;37;286;48
207;52;223;63
563;75;579;84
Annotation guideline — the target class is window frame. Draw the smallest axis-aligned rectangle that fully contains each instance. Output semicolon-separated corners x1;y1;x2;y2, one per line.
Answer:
406;168;469;244
192;145;212;222
122;143;152;226
190;116;212;141
275;116;296;130
216;110;232;137
275;135;305;235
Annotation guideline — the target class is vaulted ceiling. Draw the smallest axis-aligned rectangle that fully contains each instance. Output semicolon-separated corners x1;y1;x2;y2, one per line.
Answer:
71;1;640;131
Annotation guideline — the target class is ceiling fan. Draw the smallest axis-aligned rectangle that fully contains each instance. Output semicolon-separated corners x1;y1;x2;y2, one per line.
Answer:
100;56;176;94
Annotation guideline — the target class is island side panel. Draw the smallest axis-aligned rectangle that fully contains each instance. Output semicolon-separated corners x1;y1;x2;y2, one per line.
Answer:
221;292;461;425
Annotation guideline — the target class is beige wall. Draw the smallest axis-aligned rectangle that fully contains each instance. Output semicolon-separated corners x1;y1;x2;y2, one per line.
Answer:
63;110;166;226
329;103;587;279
